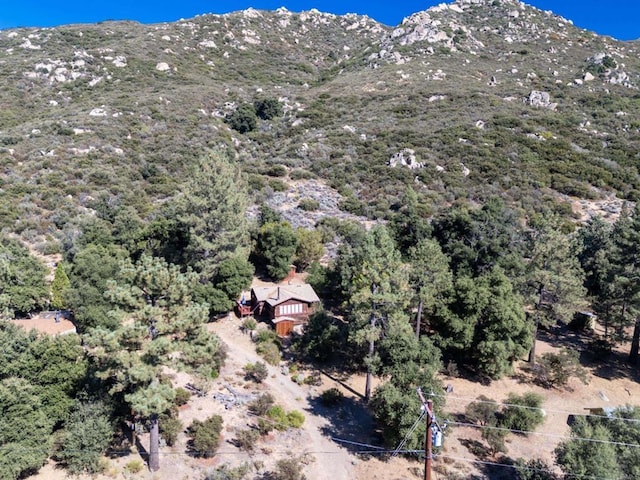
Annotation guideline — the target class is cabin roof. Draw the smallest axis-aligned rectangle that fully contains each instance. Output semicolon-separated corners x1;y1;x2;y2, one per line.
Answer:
252;284;320;306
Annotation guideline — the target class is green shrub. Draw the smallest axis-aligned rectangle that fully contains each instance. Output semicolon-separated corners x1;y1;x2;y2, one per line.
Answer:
534;349;589;388
303;372;322;386
268;179;289;192
320;388;344;406
234;428;260;452
271;457;306;480
483;427;508;455
254;330;281;365
515;458;559;480
465;395;499;426
242;317;257;332
298;198;320;211
206;463;251;480
500;392;544;433
174;387;191;406
227;104;257;133
257;417;275;436
256;341;281;365
338;196;365;215
264;165;287;177
188;415;224;458
248;393;275;416
286;410;305;428
289;169;314;180
160;416;183;447
244;362;269;383
247;174;267;191
254;329;278;344
258;406;306;432
124;460;144;473
254;98;282;120
266;405;289;431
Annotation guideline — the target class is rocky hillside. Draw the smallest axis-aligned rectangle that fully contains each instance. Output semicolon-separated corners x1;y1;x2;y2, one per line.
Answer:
0;0;638;247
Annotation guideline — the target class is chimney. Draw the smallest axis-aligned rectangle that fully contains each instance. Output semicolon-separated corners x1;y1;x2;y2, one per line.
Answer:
284;264;297;283
277;286;280;300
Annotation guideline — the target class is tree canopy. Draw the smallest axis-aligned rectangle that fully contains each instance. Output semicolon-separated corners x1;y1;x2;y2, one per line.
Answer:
432;268;531;378
87;254;225;471
0;378;53;480
176;151;251;282
0;235;48;318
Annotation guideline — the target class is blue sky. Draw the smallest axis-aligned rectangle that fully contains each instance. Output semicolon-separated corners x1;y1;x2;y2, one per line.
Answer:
1;1;638;41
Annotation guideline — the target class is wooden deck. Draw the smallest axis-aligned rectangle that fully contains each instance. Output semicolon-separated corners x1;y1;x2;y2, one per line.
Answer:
236;301;252;317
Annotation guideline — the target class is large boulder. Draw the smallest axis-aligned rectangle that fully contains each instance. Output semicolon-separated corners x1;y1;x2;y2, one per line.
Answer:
526;90;557;110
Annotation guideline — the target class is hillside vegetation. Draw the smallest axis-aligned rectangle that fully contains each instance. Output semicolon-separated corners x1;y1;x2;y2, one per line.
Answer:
2;1;640;479
0;0;639;247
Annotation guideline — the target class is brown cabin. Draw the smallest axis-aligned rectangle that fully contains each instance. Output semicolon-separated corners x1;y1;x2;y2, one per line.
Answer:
250;284;321;336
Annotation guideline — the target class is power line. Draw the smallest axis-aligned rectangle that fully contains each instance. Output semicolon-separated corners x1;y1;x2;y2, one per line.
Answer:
433;393;640;424
449;421;640;449
435;454;615;480
392;410;425;457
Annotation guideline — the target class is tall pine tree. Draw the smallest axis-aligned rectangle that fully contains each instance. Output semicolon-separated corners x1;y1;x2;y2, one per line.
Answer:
50;262;71;311
87;255;225;471
608;205;640;362
177;151;250;282
341;226;411;400
408;238;453;338
524;216;586;363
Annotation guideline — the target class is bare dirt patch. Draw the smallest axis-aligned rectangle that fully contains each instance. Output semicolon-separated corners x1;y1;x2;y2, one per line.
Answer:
10;312;76;336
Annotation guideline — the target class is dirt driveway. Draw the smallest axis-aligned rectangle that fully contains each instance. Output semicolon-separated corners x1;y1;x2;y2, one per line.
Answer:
207;314;357;480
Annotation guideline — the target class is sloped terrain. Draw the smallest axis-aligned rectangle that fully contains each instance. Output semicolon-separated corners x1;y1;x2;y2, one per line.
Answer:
0;0;639;249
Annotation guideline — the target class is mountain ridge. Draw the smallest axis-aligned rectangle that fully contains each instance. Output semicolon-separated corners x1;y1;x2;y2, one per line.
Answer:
0;0;638;249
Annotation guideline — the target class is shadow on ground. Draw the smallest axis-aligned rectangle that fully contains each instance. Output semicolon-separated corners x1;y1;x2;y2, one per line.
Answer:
305;378;383;455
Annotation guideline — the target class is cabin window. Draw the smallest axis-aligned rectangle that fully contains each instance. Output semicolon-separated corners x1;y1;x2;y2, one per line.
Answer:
279;303;303;315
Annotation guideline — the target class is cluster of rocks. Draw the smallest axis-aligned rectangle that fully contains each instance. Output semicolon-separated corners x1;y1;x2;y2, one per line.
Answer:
526;90;557;110
257;179;351;229
388;148;424;169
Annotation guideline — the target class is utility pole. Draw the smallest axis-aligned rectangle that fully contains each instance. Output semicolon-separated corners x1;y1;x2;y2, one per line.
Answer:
418;388;433;480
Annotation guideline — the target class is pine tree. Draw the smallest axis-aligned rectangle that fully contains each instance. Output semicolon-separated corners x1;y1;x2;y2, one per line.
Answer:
0;378;53;480
555;416;623;480
342;226;411;400
256;221;298;280
432;197;525;277
388;187;432;254
607;205;640;362
576;217;616;338
0;235;48;317
295;228;324;271
57;399;113;474
50;262;71;310
177;151;250;282
432;268;531;378
408;238;453;338
524;217;586;364
87;255;225;471
371;318;443;449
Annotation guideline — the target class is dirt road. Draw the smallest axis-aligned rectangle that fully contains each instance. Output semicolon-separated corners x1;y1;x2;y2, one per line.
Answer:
208;315;356;480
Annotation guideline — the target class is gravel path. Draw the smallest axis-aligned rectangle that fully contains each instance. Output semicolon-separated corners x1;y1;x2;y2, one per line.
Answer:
207;315;356;480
